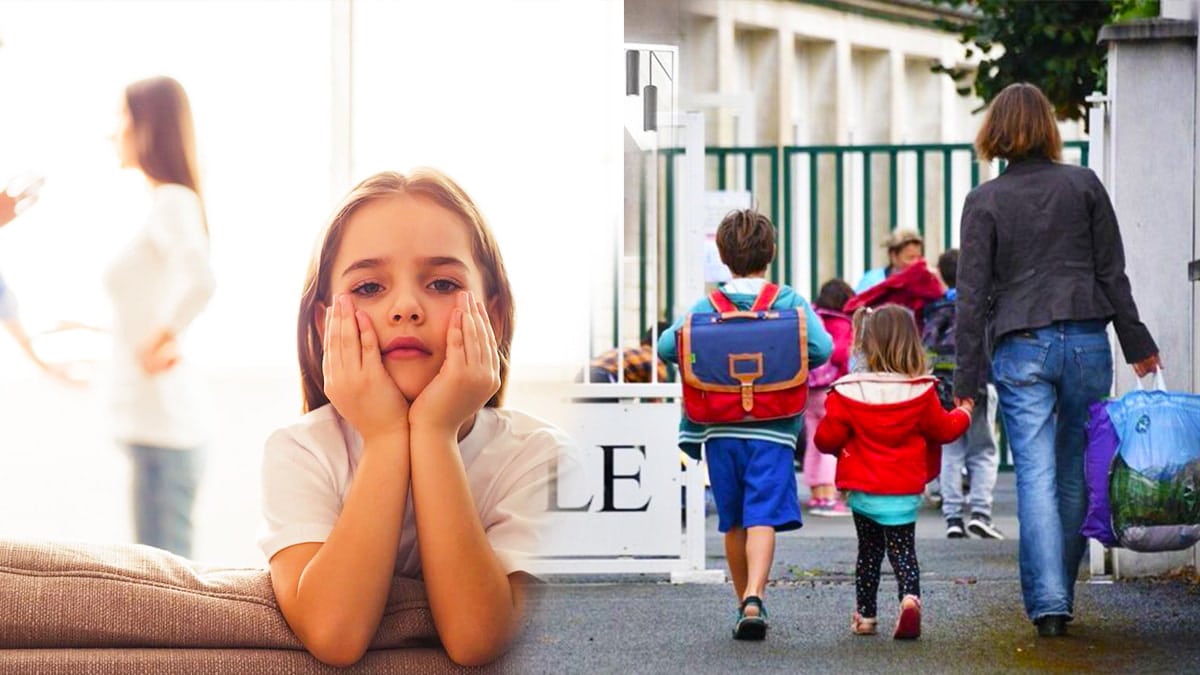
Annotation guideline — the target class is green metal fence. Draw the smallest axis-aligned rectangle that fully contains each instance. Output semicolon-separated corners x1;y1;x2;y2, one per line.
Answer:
654;141;1087;310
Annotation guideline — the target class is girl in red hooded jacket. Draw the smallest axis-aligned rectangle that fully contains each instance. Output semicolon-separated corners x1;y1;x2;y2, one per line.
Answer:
815;305;972;640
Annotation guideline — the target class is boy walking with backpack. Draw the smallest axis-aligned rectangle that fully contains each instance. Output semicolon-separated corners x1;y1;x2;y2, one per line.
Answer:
923;249;1005;539
659;209;832;640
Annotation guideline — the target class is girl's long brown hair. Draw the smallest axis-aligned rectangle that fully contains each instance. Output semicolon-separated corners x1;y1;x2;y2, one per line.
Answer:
851;305;927;377
297;169;515;413
124;76;207;235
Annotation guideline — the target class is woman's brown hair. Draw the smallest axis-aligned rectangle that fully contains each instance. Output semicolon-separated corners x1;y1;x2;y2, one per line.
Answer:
297;169;515;413
974;82;1063;163
124;76;206;234
851;305;926;377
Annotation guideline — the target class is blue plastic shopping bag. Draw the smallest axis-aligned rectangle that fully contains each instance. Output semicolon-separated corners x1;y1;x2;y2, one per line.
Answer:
1087;372;1200;552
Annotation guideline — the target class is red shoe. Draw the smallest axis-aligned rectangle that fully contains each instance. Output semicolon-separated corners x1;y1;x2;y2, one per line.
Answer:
893;595;921;639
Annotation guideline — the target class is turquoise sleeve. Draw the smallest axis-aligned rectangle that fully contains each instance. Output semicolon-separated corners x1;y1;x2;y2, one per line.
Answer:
657;298;713;364
855;267;886;293
657;316;684;364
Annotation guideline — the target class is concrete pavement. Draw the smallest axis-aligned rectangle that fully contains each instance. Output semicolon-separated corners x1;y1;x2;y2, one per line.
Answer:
502;473;1200;674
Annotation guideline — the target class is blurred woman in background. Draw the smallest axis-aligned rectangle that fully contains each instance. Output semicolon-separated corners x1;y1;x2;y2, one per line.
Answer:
105;76;215;557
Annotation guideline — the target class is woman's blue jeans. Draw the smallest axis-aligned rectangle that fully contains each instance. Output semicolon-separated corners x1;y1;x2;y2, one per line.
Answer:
991;320;1111;622
128;444;203;558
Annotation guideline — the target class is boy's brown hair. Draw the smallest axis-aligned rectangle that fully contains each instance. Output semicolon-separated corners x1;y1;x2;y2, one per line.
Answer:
715;209;776;276
851;305;927;377
975;82;1063;162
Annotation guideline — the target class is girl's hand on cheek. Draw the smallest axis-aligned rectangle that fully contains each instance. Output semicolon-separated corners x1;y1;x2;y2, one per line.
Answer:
409;291;501;436
322;294;409;443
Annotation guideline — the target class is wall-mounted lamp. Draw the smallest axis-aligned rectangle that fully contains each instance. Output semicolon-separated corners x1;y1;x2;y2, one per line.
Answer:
625;48;671;132
643;84;658;132
625;50;639;96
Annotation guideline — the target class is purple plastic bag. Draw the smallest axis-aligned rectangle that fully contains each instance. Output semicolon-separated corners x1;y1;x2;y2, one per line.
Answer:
1082;399;1120;546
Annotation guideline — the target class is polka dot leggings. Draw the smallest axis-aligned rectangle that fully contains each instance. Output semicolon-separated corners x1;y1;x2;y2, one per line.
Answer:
853;512;919;618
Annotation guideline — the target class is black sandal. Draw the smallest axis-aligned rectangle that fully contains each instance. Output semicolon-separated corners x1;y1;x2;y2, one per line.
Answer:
733;595;768;640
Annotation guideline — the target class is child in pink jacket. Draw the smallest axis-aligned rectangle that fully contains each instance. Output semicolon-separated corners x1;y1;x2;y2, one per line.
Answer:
804;279;855;516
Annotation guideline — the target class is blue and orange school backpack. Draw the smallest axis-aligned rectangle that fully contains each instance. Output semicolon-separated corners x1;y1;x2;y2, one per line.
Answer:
677;283;809;424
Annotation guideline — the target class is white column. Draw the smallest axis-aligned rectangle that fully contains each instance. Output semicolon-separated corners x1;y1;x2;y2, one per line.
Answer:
716;8;737;145
939;53;958;143
834;39;852;144
777;28;795;144
677;112;708;320
889;49;906;144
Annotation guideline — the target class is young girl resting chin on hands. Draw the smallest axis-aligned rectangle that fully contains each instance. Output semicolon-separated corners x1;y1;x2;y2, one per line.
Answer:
259;169;569;667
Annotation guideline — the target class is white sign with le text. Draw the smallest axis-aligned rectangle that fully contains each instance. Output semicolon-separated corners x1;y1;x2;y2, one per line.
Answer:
538;402;682;558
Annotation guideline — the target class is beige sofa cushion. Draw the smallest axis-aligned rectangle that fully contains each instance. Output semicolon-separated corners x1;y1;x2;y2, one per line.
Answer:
0;539;438;650
0;648;476;675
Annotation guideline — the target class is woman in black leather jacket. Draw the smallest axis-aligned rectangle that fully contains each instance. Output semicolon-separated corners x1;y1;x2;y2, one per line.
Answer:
954;82;1160;639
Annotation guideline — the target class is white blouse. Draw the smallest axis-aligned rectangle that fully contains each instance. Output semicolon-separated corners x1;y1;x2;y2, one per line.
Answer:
103;184;215;449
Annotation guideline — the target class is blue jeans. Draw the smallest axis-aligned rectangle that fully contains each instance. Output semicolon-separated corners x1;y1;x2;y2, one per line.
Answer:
991;320;1111;622
941;384;1000;520
128;444;203;558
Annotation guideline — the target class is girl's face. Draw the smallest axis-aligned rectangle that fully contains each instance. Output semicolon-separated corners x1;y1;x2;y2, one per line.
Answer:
322;194;487;401
889;242;923;272
112;101;138;170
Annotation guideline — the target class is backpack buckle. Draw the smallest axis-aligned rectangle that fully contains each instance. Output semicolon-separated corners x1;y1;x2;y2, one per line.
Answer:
729;353;763;412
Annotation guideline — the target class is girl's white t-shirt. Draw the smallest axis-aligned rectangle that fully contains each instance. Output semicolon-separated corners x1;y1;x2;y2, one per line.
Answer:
258;405;569;577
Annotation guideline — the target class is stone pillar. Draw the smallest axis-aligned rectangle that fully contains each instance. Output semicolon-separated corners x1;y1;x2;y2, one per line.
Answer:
1098;17;1199;576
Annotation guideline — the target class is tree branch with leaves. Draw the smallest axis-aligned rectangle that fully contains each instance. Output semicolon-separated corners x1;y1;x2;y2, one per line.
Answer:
931;0;1160;122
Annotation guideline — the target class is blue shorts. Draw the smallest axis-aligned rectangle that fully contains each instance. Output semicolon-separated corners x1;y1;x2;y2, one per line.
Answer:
703;437;802;533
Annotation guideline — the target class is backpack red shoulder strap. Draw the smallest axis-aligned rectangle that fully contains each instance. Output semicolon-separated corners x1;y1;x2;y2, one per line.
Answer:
751;283;781;311
708;288;737;312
